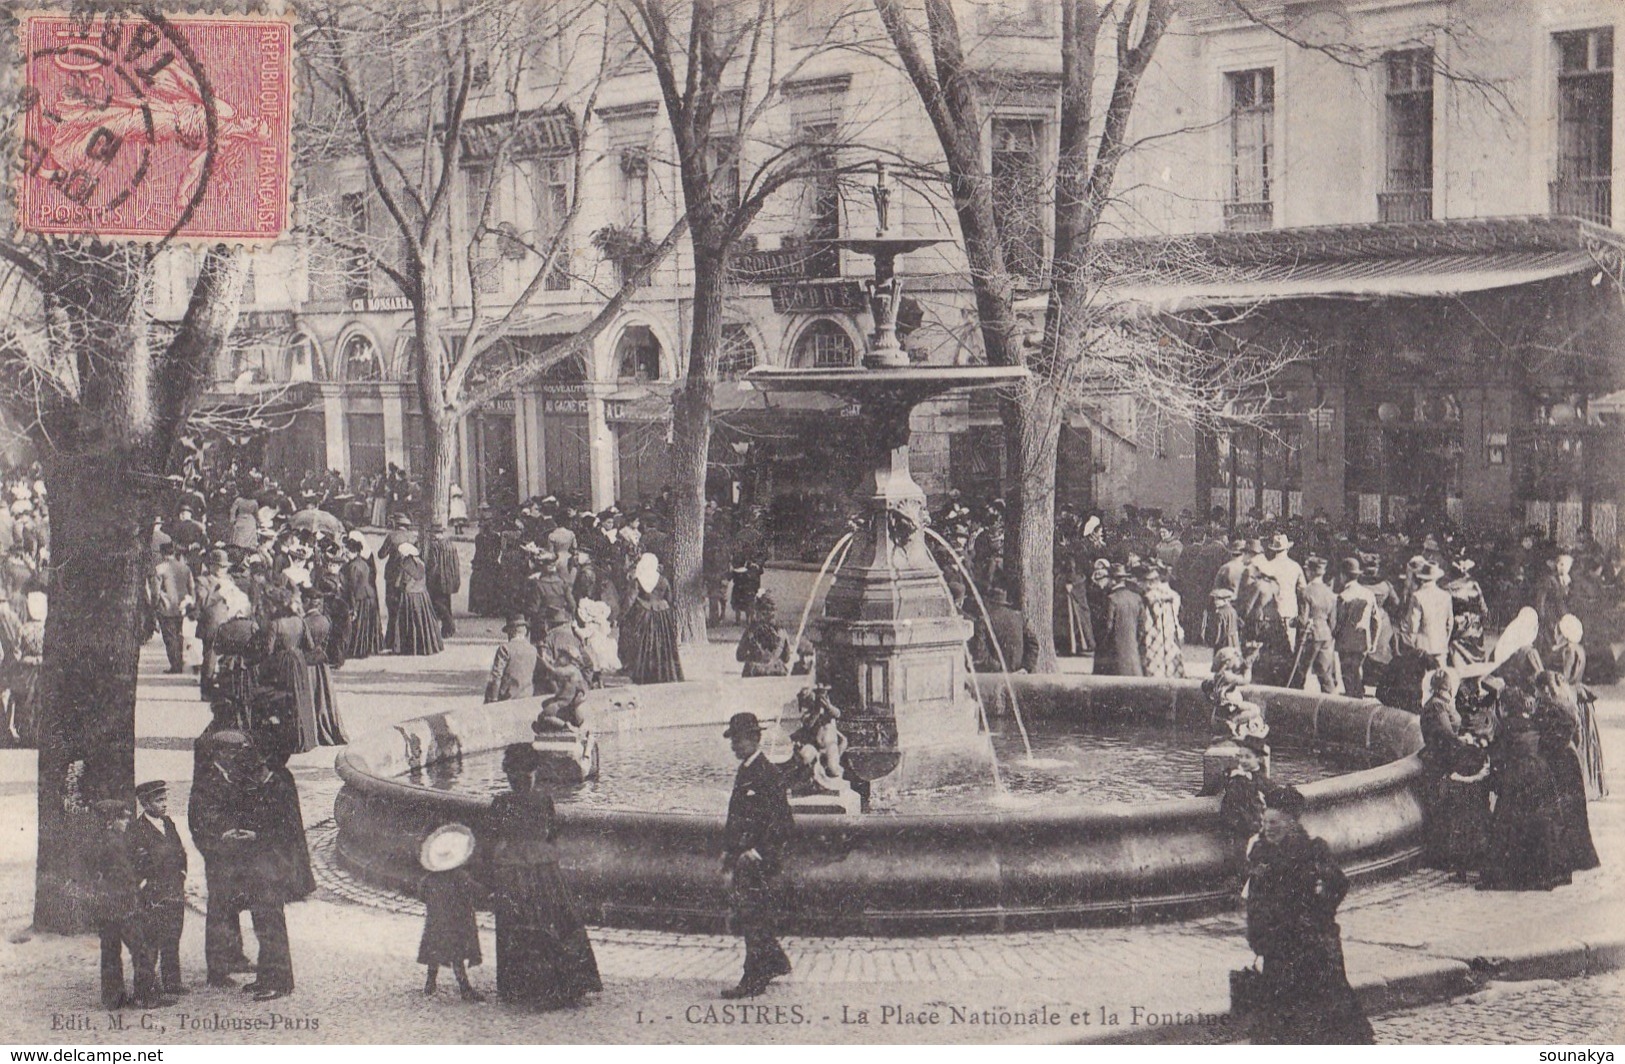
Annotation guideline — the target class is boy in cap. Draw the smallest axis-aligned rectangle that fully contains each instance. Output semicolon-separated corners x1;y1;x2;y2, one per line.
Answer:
720;712;793;998
130;780;189;995
90;799;167;1008
1334;557;1378;696
1208;587;1241;652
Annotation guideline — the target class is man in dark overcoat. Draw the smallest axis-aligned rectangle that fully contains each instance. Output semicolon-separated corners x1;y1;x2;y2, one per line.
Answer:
974;586;1039;673
422;522;461;638
720;712;793;999
188;731;257;987
130;780;189;995
1095;565;1146;677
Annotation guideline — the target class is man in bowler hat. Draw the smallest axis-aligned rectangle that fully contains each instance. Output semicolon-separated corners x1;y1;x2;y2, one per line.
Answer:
130;780;189;996
721;712;793;998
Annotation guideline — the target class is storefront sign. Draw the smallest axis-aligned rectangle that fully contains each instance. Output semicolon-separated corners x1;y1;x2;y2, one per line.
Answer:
769;280;866;313
544;397;589;415
1306;406;1335;430
349;295;413;312
237;310;298;334
606;399;669;423
1486;432;1508;465
485;397;516;414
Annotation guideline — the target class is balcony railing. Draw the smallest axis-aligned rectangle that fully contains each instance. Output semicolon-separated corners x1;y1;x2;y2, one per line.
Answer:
1549;177;1612;226
1223;200;1273;231
1378;188;1433;223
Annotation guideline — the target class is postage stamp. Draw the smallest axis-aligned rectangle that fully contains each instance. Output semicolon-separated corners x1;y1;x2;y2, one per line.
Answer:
15;10;292;244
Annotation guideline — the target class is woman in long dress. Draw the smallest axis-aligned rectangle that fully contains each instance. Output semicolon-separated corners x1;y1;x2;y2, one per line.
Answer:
1418;668;1491;875
1244;798;1374;1044
1443;558;1488;667
483;744;602;1010
389;544;444;656
341;532;383;659
466;521;505;618
1532;671;1601;875
9;590;44;747
1139;562;1186;678
262;589;318;755
303;598;347;746
622;553;683;684
1478;685;1569;891
1550;615;1606;800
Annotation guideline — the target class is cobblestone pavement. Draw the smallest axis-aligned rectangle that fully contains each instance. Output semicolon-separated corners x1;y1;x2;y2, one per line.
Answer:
1373;969;1625;1045
0;589;1620;1044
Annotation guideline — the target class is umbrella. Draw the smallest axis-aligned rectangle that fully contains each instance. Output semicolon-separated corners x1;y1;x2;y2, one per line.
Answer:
289;508;345;536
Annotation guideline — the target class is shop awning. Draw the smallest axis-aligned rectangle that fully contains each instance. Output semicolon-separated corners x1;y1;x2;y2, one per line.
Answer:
1011;217;1625;317
1017;249;1599;316
503;310;598;339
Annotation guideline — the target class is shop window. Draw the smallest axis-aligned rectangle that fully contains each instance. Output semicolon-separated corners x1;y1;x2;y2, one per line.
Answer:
792;319;856;368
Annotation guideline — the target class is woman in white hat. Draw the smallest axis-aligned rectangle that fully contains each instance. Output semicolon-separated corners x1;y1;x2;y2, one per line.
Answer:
619;553;682;684
1551;614;1606;800
388;543;444;656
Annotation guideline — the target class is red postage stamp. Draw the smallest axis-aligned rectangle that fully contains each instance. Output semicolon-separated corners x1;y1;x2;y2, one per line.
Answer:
16;10;293;243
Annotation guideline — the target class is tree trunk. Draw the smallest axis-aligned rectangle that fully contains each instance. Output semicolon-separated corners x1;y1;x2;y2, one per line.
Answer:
669;257;726;645
1003;380;1064;673
33;453;150;932
412;305;452;529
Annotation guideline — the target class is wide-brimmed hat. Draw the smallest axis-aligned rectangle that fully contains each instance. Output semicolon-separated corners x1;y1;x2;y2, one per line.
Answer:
1245;538;1264;554
396;542;419;558
1452;557;1476;572
1238;734;1269;755
1109;563;1131;581
723;712;763;739
1414;561;1445;582
1081;516;1101;537
419;823;476;873
1210;587;1236;602
1264;533;1292;552
502;614;529;634
1228;538;1248;554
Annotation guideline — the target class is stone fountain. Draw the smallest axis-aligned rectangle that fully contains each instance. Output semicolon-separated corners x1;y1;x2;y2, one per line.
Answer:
748;162;1026;806
332;166;1431;934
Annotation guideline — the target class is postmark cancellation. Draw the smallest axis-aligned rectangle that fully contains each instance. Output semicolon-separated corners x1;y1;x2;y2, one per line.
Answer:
15;8;293;245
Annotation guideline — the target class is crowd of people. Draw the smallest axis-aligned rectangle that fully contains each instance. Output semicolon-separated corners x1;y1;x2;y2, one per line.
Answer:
66;456;1622;1025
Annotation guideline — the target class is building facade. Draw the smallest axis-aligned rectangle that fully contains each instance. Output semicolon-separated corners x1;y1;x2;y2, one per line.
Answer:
165;0;1623;548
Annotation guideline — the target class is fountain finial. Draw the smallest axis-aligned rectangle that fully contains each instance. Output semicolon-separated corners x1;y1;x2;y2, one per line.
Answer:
871;161;891;237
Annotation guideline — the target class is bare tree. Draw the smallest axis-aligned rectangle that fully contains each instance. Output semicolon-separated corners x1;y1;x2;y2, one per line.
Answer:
0;235;247;932
619;0;882;642
299;0;688;526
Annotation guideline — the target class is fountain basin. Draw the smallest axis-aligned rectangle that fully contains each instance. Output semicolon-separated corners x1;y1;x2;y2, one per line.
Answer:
333;676;1424;934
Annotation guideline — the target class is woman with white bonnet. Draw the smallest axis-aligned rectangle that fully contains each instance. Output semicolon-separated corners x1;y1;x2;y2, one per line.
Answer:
620;552;682;684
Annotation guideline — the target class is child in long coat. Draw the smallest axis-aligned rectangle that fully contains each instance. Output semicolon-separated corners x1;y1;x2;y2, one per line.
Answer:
417;824;486;1001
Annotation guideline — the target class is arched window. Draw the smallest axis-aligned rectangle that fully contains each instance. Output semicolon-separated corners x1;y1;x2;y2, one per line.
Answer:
341;334;384;382
718;324;757;381
284;333;323;383
792;319;856;368
615;325;662;382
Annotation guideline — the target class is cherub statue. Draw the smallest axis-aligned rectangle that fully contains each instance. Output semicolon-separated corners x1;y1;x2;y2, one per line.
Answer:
789;684;848;791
